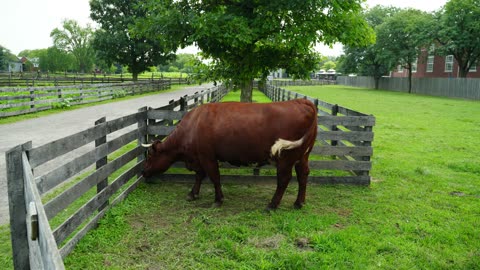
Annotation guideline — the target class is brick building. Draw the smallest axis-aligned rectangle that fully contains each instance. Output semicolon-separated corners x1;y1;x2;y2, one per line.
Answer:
391;47;480;78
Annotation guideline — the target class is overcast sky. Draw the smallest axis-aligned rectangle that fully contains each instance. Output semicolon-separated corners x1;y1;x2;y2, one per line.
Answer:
1;0;448;56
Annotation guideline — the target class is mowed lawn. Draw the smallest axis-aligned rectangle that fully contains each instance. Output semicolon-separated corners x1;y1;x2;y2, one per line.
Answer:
2;86;478;269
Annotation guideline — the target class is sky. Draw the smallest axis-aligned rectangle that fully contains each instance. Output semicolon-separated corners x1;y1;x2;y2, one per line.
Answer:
1;0;448;56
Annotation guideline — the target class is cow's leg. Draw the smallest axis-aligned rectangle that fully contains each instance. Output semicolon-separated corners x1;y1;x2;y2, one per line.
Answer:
267;162;293;210
203;160;224;207
187;170;206;201
294;156;310;209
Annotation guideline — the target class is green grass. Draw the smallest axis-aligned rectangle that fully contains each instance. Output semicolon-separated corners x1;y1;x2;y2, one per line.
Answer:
2;85;479;269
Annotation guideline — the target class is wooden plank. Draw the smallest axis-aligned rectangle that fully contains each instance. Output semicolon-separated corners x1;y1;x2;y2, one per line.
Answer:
106;111;146;134
309;160;371;171
35;128;139;195
22;153;65;269
53;162;143;246
29;121;108;168
147;110;186;120
44;146;144;220
0;106;51;118
147;125;176;136
6;142;32;270
318;115;375;126
311;145;373;156
95;117;109;212
316;130;374;142
149;174;370;185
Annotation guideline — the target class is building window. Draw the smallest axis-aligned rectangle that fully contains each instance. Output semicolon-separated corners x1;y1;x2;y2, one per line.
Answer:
412;61;417;73
397;65;403;72
469;61;477;72
427;56;434;72
445;55;454;72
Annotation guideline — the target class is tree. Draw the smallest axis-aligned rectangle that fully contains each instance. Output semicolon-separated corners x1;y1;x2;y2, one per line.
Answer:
339;6;401;89
39;47;76;73
143;0;374;102
433;0;480;77
50;20;95;73
90;0;176;81
0;46;8;71
376;9;433;93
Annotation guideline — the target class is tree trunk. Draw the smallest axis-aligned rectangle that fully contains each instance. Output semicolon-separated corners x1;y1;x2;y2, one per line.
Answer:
132;72;139;82
374;76;380;90
408;67;412;94
240;79;253;102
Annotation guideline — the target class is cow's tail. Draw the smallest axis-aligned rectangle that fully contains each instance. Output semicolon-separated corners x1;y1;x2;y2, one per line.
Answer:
270;137;304;157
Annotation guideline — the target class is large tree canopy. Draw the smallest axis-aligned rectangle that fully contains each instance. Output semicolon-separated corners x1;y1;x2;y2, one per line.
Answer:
433;0;480;77
90;0;176;81
376;9;433;93
339;5;400;89
50;20;95;73
142;0;375;101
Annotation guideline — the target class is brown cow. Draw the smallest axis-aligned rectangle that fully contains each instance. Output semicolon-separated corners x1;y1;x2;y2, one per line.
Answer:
142;99;318;210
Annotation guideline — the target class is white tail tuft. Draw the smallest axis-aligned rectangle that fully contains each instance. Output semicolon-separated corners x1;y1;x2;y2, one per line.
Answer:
270;137;304;157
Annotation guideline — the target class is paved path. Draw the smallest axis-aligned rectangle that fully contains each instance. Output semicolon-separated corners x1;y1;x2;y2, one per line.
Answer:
0;83;213;225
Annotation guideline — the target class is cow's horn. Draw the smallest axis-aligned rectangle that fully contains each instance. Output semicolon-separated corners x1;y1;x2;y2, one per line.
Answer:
141;143;152;148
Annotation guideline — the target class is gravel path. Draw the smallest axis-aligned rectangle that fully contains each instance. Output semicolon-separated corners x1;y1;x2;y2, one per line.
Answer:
0;83;213;225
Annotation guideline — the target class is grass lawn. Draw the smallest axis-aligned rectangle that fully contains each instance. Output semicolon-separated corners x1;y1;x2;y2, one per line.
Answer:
2;85;479;269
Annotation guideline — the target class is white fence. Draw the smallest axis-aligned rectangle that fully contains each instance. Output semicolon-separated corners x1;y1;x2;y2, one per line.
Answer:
337;76;480;100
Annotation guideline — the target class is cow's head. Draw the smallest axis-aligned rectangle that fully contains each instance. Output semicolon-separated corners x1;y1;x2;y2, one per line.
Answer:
141;140;175;178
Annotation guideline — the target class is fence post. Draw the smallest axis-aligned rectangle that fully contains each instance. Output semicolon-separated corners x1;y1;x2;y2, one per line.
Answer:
331;104;339;147
180;96;188;111
138;107;148;172
30;88;35;109
194;92;199;107
6;141;33;270
95;117;108;211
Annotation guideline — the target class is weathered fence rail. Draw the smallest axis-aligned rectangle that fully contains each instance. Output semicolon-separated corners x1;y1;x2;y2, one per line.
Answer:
269;79;336;87
337;75;480;100
0;72;189;87
6;83;374;269
260;84;375;184
0;80;170;118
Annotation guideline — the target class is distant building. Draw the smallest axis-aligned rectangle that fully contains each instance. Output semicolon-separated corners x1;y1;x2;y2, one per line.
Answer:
315;69;338;80
270;69;288;79
20;56;40;72
8;58;22;72
391;46;480;78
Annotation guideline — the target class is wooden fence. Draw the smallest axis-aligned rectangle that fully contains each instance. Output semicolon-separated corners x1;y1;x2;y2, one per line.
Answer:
0;80;171;118
337;76;480;100
0;72;189;87
6;83;374;269
259;84;375;184
6;85;229;269
269;79;336;87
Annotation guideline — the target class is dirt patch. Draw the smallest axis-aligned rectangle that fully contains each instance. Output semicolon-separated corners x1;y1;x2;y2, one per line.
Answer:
295;237;314;251
248;234;285;249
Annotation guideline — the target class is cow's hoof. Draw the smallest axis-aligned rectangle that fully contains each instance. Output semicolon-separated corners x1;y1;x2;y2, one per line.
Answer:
212;201;223;208
265;203;278;212
293;202;304;209
186;192;199;201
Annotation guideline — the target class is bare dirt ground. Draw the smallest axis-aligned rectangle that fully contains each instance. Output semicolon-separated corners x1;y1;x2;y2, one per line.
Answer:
0;83;213;225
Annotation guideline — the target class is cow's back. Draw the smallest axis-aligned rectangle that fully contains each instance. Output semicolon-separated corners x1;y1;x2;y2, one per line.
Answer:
178;99;317;166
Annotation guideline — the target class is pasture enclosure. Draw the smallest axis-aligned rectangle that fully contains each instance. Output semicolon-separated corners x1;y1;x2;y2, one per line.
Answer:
6;83;375;269
0;80;171;118
337;75;480;100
